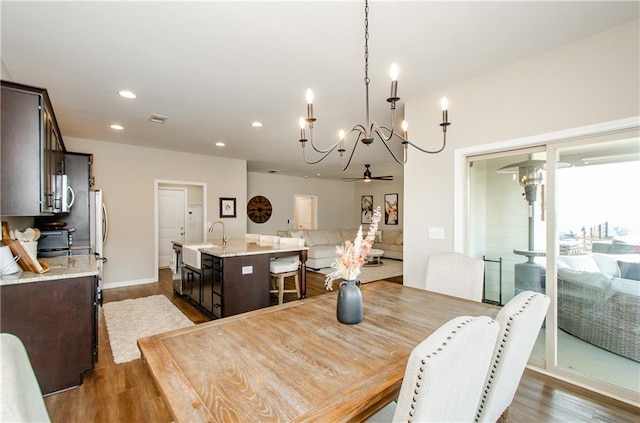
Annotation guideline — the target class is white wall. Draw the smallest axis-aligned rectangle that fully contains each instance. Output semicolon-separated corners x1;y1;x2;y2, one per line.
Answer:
247;172;356;234
64;137;247;288
1;59;12;80
403;20;640;289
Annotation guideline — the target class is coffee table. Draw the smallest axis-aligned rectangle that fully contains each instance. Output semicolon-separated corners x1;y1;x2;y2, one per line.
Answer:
365;248;384;266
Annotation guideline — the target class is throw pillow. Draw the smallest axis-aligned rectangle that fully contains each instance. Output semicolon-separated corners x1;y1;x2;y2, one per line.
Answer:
289;230;304;239
340;228;357;242
305;230;329;247
276;230;290;237
618;261;640;281
382;229;402;244
592;253;640;277
395;233;403;245
325;229;343;245
557;255;600;272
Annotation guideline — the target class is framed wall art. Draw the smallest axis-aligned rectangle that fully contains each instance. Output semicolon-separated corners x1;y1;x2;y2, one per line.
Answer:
361;195;373;224
219;197;237;218
385;193;398;225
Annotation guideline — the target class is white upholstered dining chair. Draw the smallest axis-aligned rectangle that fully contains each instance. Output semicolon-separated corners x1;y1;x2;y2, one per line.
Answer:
269;237;305;304
475;291;550;423
425;252;485;302
368;315;500;423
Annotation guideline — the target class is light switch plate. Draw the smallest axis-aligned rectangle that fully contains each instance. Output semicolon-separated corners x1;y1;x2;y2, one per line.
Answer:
428;227;445;240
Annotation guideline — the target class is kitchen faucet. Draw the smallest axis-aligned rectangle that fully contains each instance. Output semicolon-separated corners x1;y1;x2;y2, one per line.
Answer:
209;221;229;247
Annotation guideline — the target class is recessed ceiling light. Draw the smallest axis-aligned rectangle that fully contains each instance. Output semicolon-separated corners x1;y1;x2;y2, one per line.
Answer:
110;124;124;130
251;121;263;127
118;90;136;99
215;142;225;147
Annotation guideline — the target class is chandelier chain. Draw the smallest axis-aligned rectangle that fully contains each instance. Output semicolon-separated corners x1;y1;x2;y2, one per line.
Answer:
364;0;370;85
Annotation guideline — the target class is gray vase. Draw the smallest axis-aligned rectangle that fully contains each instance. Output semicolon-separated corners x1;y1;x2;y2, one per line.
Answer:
337;280;363;324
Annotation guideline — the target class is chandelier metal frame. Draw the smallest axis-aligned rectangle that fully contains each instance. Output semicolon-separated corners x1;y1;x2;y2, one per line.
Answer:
298;0;451;171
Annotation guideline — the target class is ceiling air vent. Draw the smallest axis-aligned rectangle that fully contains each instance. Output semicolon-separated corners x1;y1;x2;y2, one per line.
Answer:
148;114;168;124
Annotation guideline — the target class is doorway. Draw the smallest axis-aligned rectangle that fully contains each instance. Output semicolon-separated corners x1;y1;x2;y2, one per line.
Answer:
158;188;186;268
294;195;317;230
154;180;207;282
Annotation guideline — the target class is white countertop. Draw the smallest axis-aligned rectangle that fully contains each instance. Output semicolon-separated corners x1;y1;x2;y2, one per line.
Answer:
175;238;307;258
0;255;99;286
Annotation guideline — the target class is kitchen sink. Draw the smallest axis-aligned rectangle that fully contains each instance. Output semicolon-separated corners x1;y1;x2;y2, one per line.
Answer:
182;243;215;269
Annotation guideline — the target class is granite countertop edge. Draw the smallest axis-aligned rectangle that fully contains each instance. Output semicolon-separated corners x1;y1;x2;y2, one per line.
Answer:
0;255;99;286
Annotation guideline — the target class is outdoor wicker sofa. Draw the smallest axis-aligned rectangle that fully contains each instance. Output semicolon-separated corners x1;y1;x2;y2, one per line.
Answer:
557;253;640;362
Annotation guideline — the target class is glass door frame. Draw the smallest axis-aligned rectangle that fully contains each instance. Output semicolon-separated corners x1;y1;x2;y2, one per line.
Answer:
453;116;639;405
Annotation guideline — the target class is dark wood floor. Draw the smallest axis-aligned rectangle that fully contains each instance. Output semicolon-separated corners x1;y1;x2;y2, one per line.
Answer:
43;270;638;422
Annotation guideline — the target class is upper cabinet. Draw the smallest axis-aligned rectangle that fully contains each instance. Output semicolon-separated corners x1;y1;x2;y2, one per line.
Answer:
1;81;67;216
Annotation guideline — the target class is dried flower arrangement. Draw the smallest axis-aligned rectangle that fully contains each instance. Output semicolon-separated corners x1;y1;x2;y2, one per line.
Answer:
325;206;382;290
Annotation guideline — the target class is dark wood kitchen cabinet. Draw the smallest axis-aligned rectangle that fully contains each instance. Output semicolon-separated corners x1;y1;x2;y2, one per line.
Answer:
182;264;203;305
0;276;98;395
1;80;66;216
36;152;94;254
197;253;270;319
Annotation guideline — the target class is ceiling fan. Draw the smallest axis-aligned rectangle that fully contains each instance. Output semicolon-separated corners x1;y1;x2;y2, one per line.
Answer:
341;164;394;182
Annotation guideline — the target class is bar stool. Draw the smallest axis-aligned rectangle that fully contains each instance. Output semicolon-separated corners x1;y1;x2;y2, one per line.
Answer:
269;237;305;304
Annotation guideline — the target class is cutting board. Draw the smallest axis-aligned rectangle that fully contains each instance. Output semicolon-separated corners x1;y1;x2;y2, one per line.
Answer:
2;222;49;274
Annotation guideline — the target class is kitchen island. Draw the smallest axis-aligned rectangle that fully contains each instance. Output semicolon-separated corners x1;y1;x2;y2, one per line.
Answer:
172;238;308;319
0;255;99;394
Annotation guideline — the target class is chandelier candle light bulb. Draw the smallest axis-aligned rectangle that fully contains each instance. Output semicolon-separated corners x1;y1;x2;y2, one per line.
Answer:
401;120;408;139
338;130;346;153
306;88;315;122
389;62;399;100
299;117;306;140
441;97;449;125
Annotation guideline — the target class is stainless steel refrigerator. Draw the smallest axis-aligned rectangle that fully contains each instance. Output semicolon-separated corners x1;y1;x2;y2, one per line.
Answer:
90;189;108;303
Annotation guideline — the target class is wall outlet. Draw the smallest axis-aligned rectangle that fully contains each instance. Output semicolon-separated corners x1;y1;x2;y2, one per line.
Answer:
428;227;445;240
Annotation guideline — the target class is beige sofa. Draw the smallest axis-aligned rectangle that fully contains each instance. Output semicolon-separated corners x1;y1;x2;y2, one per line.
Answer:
277;228;403;269
373;229;403;261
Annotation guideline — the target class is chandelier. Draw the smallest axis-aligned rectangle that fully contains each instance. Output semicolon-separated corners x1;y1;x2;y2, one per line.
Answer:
298;0;451;170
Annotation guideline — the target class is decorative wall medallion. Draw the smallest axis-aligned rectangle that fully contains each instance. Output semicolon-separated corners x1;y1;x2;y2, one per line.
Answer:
247;195;272;223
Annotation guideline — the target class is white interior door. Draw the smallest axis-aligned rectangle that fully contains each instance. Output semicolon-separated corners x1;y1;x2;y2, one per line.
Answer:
158;188;186;268
295;195;317;229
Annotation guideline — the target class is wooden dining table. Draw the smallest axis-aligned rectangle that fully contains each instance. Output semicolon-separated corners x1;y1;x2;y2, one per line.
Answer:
138;281;499;422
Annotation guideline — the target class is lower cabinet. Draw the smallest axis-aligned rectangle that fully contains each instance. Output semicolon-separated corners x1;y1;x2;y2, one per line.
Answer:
182;264;202;304
183;253;270;319
0;276;98;395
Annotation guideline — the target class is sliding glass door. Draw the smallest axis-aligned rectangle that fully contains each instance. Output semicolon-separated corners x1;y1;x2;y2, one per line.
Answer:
468;147;548;362
554;135;639;393
466;127;639;400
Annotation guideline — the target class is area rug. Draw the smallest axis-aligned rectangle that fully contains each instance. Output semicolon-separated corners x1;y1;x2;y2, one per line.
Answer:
309;259;403;283
103;295;194;364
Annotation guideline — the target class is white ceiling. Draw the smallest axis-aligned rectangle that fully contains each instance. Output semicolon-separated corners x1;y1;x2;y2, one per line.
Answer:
2;1;637;180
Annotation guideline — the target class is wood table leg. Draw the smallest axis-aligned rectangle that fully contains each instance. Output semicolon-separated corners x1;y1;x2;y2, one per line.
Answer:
299;250;308;298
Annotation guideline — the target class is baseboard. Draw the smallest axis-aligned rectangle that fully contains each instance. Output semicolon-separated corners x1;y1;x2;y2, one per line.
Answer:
103;277;156;290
